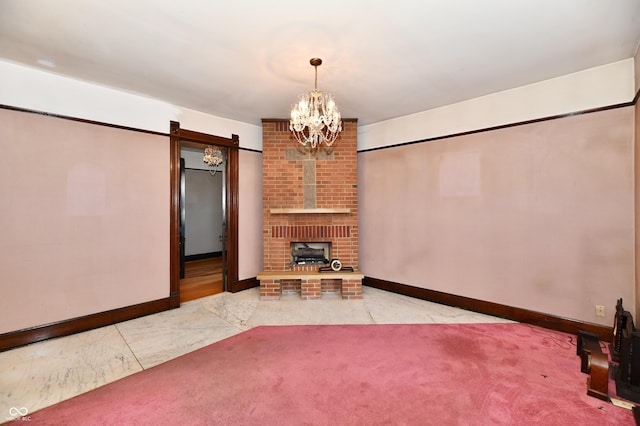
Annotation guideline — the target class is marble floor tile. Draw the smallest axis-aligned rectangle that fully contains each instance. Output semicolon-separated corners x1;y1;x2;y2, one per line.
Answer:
0;325;140;420
199;287;260;330
247;293;374;327
363;287;513;324
363;286;436;324
115;300;241;369
363;286;513;324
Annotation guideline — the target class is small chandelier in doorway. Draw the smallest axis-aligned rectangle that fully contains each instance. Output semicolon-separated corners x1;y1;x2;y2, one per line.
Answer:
203;145;225;175
290;58;342;149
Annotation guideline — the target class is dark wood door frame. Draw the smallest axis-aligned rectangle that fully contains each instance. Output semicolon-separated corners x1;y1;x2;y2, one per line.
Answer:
169;121;239;308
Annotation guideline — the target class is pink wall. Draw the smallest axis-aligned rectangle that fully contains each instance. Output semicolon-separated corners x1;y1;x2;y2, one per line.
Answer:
0;109;170;333
359;107;635;325
635;48;640;321
239;149;263;279
636;100;640;321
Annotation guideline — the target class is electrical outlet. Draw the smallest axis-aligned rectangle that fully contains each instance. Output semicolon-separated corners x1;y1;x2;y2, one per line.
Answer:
595;305;606;317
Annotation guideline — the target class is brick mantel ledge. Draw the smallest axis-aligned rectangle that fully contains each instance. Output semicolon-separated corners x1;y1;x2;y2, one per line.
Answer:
257;270;364;280
269;208;351;214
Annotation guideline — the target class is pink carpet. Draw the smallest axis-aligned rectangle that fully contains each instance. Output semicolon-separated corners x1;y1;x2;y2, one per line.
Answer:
29;323;633;425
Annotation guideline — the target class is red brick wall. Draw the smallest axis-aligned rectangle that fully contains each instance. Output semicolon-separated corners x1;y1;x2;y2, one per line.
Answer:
262;119;358;272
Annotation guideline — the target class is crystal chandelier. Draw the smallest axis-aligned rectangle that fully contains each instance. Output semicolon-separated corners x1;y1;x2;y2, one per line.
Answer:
203;145;224;175
290;58;342;149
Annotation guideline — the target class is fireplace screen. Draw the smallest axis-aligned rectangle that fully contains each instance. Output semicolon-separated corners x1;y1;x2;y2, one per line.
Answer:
290;242;331;266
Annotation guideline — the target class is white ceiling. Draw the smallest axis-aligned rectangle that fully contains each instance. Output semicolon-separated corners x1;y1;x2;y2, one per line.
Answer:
0;0;639;126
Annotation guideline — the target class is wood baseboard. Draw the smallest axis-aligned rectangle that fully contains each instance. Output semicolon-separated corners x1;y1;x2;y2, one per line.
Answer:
1;278;257;352
0;297;175;352
185;251;222;262
229;277;259;293
364;277;613;342
3;276;607;351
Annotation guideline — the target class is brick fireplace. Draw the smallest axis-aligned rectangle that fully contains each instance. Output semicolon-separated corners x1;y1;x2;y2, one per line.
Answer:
258;119;362;300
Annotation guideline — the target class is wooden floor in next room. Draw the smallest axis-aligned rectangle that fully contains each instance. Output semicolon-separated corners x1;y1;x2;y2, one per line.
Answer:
180;257;223;303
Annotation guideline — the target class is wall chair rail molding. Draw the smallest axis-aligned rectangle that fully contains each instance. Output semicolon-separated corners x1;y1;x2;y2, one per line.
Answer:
0;103;168;137
357;96;639;154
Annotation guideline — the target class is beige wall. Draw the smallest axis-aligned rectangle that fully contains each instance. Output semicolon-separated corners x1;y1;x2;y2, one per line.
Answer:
359;107;635;326
0;109;170;333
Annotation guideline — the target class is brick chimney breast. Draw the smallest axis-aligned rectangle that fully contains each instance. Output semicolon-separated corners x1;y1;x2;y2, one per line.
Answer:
259;119;361;300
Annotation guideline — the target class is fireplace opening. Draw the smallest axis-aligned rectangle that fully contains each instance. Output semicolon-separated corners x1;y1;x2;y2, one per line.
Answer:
291;242;331;266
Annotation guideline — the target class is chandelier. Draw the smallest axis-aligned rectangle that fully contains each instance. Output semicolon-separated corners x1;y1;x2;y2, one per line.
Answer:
203;145;225;175
290;58;342;149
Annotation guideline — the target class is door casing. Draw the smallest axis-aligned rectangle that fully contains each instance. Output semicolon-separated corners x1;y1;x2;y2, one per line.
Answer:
169;121;239;308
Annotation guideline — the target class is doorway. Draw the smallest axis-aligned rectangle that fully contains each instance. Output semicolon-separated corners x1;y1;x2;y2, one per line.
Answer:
169;121;239;308
180;154;225;302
